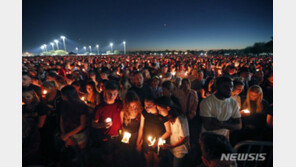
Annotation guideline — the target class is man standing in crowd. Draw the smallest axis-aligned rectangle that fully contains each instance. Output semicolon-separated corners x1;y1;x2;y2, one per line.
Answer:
200;76;242;140
129;71;154;103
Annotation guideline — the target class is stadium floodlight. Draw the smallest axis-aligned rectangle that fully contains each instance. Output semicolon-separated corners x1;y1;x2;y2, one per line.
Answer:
83;46;87;54
89;45;92;53
75;47;78;53
50;42;55;50
54;40;59;50
110;42;113;53
60;36;66;51
96;44;99;55
43;44;47;52
123;41;126;54
40;45;44;52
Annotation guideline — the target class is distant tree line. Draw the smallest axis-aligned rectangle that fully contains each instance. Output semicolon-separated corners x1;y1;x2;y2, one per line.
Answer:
127;38;273;56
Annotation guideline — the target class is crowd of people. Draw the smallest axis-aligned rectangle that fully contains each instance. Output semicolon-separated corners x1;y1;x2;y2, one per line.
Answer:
22;54;273;167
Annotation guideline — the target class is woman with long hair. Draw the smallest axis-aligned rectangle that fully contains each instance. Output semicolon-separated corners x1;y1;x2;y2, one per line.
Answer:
84;81;100;110
120;91;143;146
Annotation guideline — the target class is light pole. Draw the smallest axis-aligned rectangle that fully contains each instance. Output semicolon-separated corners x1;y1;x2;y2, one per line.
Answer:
96;44;99;55
89;45;92;53
110;42;113;54
123;41;126;54
50;42;55;50
75;47;78;53
54;40;59;50
61;36;66;51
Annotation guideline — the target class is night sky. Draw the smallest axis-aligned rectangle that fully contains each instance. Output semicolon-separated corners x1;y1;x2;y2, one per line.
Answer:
23;0;273;53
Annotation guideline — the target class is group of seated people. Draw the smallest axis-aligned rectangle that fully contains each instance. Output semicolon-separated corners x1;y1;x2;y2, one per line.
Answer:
22;54;273;167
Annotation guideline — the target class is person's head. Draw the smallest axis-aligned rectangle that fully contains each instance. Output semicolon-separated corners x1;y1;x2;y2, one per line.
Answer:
174;77;182;88
155;96;174;117
266;72;273;86
151;76;160;89
232;78;245;96
86;81;97;94
22;72;31;87
239;67;251;81
181;78;191;92
243;85;263;113
22;87;40;105
144;96;157;114
61;85;80;102
197;70;204;81
199;132;235;167
103;80;119;104
226;65;236;75
123;91;143;125
254;70;264;80
162;81;174;97
66;74;75;85
42;81;57;95
215;76;233;98
134;72;144;88
162;65;168;74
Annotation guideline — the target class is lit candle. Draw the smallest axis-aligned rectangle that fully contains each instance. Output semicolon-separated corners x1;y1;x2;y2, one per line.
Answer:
242;109;250;114
105;117;112;123
185;71;188;76
121;131;132;144
43;90;47;95
159;75;163;79
148;136;156;146
171;71;176;76
22;102;25;105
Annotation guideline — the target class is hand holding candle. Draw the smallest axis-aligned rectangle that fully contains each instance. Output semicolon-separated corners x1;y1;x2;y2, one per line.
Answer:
147;136;156;147
241;109;251;116
105;117;112;128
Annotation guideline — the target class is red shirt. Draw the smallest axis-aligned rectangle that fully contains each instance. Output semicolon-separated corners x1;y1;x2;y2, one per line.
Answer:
94;101;122;137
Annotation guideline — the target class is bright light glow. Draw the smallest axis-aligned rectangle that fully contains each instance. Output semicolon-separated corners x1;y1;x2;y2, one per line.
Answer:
40;46;44;49
83;46;86;49
123;41;126;45
89;46;91;48
158;138;166;146
148;136;156;146
171;71;176;76
81;96;85;101
75;47;78;50
105;117;112;123
96;44;99;48
43;44;47;47
242;109;250;114
121;132;132;144
110;42;113;47
43;90;47;95
50;42;54;46
60;36;66;40
54;40;59;43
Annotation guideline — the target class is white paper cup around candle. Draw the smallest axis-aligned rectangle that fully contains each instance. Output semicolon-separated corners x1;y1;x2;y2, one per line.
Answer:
121;132;132;144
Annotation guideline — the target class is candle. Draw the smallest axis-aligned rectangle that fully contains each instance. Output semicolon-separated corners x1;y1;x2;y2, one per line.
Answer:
43;90;47;95
171;71;176;76
121;131;132;144
22;102;25;105
105;117;112;123
242;109;250;114
159;75;163;79
157;138;166;155
147;136;156;146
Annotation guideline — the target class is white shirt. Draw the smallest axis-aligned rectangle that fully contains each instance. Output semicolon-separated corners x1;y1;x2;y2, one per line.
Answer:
200;94;241;139
170;116;190;158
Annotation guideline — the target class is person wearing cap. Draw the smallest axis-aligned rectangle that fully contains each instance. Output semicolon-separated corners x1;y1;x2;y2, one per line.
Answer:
150;76;163;98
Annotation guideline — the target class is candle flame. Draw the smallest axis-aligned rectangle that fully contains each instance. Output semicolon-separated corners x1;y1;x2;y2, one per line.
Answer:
43;90;47;95
121;132;132;144
148;136;156;146
105;117;112;123
171;71;176;76
242;109;250;114
158;138;166;146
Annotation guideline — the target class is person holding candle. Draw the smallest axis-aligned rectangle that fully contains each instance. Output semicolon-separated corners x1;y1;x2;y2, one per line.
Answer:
119;91;143;167
136;96;171;167
155;96;190;167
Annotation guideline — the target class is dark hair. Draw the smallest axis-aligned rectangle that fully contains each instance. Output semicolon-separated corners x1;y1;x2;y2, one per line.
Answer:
199;132;234;161
22;71;31;77
215;76;232;87
162;80;174;91
233;78;245;88
86;81;98;93
155;96;174;109
104;80;119;90
71;80;80;87
61;85;80;103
